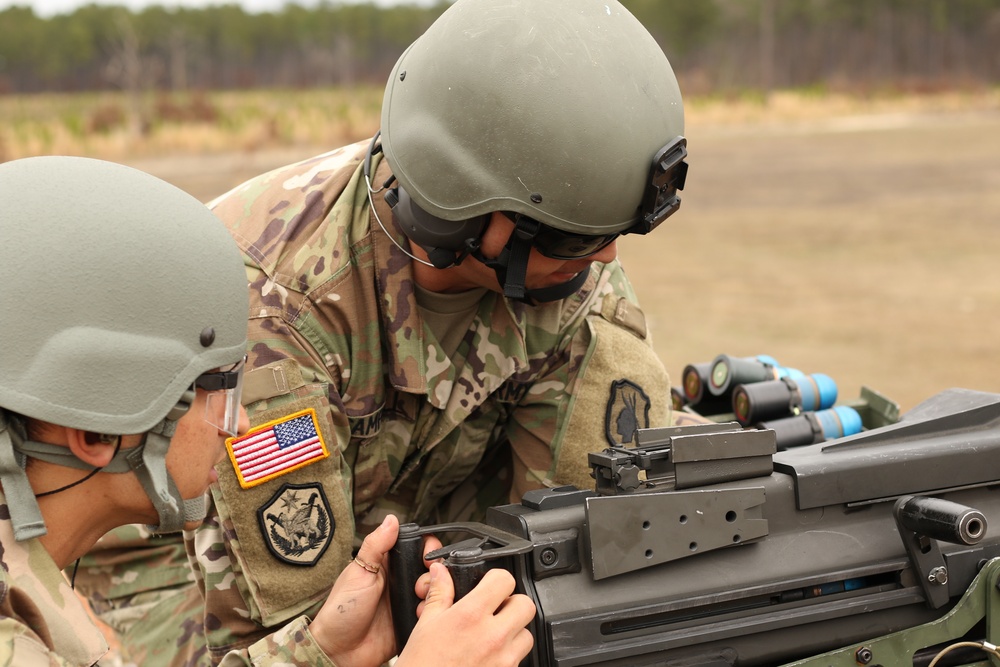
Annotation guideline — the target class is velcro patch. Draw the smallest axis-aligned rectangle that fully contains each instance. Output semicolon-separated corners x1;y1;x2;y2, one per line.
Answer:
605;379;652;446
601;294;648;340
256;482;334;566
226;408;329;489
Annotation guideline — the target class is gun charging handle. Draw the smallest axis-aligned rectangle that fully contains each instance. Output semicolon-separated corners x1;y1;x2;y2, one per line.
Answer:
893;495;988;610
388;521;533;653
894;495;987;546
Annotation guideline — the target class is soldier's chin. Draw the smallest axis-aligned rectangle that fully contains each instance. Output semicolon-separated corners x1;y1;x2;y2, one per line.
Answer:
537;271;581;287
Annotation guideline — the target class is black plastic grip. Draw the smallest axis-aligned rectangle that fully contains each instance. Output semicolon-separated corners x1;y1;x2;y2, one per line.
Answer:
387;520;534;654
388;522;425;651
447;547;488;601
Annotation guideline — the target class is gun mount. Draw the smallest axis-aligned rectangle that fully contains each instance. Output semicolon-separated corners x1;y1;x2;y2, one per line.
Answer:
390;388;1000;666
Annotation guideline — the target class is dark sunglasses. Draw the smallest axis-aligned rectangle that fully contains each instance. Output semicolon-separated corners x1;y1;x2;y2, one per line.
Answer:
502;212;619;260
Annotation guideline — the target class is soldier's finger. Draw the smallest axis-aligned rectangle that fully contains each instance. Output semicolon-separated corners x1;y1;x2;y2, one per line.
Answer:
415;570;431;600
421;534;444;564
494;592;536;629
419;562;455;615
455;567;517;614
352;514;399;576
510;627;535;662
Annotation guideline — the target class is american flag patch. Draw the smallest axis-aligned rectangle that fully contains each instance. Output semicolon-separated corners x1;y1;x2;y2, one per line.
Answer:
226;409;329;489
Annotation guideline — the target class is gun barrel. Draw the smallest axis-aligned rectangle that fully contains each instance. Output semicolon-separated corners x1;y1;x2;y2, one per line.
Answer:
895;495;988;545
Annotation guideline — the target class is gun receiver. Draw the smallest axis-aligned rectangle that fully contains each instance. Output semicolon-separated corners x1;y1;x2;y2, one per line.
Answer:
390;388;1000;666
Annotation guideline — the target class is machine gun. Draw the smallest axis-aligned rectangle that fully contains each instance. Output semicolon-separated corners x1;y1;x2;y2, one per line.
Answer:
389;388;1000;666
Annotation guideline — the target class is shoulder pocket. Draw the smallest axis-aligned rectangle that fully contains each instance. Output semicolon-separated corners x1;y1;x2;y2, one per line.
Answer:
213;393;355;628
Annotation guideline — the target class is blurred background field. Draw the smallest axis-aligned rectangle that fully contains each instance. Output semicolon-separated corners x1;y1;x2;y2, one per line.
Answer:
0;87;383;160
4;87;997;413
3;0;1000;413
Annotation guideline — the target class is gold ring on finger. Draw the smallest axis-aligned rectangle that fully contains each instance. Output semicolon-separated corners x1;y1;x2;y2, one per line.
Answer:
354;556;380;574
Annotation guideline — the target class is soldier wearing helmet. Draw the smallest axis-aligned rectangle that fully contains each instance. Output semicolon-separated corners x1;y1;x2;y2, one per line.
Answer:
0;156;533;666
182;0;688;658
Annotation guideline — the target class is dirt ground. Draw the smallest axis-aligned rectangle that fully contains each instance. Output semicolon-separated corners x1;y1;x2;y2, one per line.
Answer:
128;108;1000;414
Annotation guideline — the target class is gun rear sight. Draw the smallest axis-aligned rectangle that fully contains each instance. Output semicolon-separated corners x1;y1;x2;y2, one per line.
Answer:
589;420;777;495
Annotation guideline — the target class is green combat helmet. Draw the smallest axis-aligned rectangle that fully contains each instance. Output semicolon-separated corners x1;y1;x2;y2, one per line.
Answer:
370;0;689;301
0;156;248;540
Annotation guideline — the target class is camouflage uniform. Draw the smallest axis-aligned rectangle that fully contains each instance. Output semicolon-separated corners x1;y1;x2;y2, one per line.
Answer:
0;492;110;666
70;526;207;667
186;139;673;661
0;493;336;667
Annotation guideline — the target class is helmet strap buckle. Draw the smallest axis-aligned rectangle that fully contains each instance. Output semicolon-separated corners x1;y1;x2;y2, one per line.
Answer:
470;214;538;302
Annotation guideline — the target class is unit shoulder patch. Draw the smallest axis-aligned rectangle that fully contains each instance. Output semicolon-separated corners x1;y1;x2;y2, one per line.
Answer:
605;379;652;446
256;482;334;566
226;408;329;489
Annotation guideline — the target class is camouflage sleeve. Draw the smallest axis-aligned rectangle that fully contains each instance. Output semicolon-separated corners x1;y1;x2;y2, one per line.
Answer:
189;271;357;661
216;616;336;667
190;148;371;661
509;259;673;496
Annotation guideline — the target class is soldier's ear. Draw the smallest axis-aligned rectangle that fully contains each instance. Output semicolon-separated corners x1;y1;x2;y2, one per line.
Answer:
66;429;119;468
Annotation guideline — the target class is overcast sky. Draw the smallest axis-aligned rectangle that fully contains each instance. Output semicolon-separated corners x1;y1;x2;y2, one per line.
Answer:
1;0;439;17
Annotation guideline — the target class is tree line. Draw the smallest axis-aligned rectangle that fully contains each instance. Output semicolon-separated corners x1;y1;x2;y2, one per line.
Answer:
2;0;999;95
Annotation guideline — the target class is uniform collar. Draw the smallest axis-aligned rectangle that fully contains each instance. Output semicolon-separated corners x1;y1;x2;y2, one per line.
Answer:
367;157;528;411
369;154;431;396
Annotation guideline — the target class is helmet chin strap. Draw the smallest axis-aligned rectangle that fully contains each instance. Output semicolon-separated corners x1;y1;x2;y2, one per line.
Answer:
472;214;589;304
123;392;208;533
1;391;208;540
0;412;47;541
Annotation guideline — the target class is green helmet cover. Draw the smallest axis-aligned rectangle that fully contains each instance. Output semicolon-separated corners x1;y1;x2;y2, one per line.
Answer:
0;156;249;539
381;0;685;236
0;156;248;433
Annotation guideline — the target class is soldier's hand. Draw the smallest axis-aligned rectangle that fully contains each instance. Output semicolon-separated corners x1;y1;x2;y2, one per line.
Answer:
307;514;398;667
397;563;535;667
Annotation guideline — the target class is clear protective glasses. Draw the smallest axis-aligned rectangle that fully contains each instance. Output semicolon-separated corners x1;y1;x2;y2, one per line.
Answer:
194;356;246;437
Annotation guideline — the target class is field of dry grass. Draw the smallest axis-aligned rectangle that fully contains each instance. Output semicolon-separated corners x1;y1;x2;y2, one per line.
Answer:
0;87;384;163
640;103;1000;412
5;87;999;412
